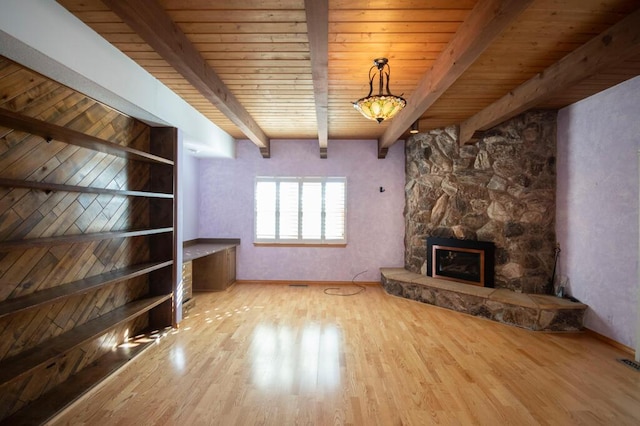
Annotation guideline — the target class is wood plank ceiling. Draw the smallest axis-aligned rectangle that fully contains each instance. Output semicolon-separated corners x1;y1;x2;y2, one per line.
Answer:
57;0;640;158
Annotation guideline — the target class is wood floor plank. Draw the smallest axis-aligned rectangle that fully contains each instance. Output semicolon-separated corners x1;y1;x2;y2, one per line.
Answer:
47;284;640;425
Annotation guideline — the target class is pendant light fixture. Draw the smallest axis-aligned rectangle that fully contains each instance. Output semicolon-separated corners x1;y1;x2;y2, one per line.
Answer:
353;58;406;123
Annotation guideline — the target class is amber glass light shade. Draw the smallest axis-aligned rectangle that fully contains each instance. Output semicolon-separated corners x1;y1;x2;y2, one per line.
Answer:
353;58;406;123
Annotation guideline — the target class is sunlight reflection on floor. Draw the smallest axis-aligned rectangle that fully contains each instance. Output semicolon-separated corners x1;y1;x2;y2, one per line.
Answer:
250;322;341;392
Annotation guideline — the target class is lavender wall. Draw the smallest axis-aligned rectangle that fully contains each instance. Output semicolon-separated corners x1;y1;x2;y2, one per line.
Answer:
198;139;405;282
180;150;200;242
557;75;640;348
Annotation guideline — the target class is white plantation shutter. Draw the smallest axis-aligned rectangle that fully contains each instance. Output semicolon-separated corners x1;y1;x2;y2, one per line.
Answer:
255;181;276;239
301;181;322;239
255;177;346;244
278;181;299;240
324;180;346;240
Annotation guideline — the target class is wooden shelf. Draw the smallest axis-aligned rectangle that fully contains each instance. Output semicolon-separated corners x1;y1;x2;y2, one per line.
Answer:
0;261;173;319
0;108;174;166
0;294;171;386
0;337;158;426
0;178;174;199
0;227;173;251
0;67;179;423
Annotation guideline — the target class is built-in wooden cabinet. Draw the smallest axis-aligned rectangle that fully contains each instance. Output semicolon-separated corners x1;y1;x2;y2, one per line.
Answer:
182;260;194;313
193;247;237;291
184;240;239;292
226;246;237;286
0;57;178;424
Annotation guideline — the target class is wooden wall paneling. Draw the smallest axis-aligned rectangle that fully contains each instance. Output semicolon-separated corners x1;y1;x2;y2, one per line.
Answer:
0;69;49;108
0;59;21;80
0;57;177;422
4;81;67;117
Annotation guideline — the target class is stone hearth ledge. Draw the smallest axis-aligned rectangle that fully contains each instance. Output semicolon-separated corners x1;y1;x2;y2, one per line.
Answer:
380;268;587;331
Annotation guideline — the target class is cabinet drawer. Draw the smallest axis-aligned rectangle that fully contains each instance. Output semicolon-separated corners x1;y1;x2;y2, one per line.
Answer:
182;261;193;300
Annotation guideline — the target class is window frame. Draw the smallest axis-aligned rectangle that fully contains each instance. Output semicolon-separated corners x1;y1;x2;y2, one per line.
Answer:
254;176;347;245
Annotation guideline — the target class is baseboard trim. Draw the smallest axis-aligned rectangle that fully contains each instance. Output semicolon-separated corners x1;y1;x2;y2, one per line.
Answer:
584;328;635;356
234;280;380;287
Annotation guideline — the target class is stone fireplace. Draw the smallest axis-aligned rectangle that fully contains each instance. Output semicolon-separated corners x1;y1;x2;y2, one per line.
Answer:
405;111;557;294
384;110;586;331
426;237;495;287
385;110;585;331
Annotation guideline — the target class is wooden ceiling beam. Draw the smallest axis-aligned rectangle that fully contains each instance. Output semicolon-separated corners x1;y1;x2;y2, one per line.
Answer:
377;0;533;158
458;7;640;145
101;0;271;158
304;0;329;159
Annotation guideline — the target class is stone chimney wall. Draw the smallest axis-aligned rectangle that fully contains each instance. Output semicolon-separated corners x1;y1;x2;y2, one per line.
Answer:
405;111;557;294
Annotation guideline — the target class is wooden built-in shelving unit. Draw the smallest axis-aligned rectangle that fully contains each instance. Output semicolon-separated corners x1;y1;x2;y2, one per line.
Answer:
184;239;239;292
0;294;170;386
0;260;172;319
1;339;155;426
0;227;173;250
0;57;179;423
0;177;174;198
0;107;174;165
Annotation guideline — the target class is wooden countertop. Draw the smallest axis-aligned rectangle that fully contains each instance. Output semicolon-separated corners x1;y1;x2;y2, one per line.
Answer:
183;238;240;262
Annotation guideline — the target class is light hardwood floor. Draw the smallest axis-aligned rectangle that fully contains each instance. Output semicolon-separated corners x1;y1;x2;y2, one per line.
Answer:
52;283;640;425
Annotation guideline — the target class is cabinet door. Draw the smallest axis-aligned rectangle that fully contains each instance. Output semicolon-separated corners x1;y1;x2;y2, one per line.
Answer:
193;252;226;291
226;247;236;285
191;248;236;291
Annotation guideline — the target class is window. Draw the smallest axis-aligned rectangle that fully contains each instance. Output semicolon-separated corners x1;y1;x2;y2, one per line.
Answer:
255;177;346;244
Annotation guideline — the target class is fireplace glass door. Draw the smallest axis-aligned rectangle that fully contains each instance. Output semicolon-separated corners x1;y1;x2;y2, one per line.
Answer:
426;237;495;287
432;245;485;286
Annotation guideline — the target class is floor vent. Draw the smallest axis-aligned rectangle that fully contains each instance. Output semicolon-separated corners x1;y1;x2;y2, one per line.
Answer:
289;284;308;287
618;358;640;371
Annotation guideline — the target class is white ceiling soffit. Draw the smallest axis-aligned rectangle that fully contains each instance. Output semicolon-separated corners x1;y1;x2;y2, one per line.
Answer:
0;0;235;158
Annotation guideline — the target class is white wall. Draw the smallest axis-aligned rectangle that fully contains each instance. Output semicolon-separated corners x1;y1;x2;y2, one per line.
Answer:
556;75;640;348
198;139;406;283
180;151;200;242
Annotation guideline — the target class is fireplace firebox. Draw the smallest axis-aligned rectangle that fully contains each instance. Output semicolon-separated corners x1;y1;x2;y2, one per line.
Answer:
426;237;495;287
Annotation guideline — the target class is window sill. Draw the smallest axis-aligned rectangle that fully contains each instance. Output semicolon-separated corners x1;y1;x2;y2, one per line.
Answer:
253;242;347;248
